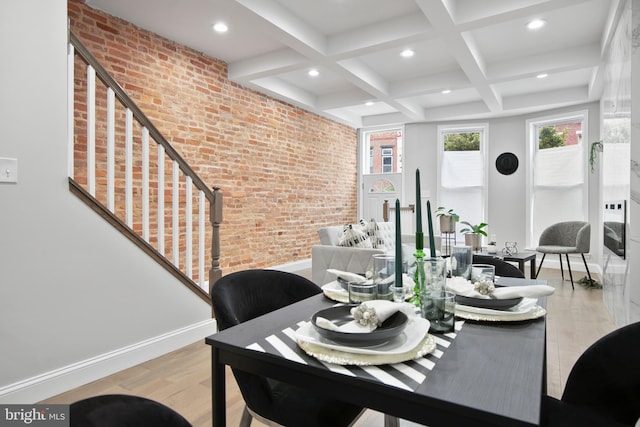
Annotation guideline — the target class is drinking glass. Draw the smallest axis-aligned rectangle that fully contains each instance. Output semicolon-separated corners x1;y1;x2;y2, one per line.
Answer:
470;264;495;283
371;254;397;301
451;245;472;279
348;282;378;304
420;290;456;333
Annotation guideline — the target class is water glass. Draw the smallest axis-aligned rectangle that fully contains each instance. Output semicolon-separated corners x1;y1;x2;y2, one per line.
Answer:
470;264;495;283
371;254;397;301
420;290;456;333
451;245;473;279
348;282;377;304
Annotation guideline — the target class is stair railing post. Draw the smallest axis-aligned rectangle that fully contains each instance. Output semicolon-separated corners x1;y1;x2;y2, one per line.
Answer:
209;186;223;314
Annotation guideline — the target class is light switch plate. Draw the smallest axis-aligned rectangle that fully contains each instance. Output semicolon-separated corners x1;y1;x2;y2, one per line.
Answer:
0;157;18;183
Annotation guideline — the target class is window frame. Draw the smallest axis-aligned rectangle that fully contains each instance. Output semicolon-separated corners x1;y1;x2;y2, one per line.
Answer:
436;123;489;232
525;109;589;248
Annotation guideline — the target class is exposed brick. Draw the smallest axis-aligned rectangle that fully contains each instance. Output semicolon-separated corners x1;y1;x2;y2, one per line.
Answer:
68;0;358;276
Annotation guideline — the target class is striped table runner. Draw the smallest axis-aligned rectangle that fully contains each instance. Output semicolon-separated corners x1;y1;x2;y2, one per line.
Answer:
245;319;465;392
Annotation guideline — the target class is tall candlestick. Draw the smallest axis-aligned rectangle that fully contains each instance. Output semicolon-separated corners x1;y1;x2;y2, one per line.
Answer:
416;169;422;233
427;200;436;257
395;199;403;293
415;169;424;250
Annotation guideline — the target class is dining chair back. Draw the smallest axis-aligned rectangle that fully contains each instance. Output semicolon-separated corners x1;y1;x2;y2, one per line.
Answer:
535;221;591;289
211;269;364;427
542;321;640;426
472;254;524;278
70;394;192;427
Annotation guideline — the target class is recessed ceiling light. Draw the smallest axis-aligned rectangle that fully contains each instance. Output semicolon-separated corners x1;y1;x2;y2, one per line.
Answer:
365;101;374;106
308;69;319;77
213;22;228;33
537;73;548;79
441;89;451;94
527;19;546;30
401;49;414;58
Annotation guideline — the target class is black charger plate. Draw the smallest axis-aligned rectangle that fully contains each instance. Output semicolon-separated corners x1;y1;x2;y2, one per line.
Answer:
312;305;408;345
455;295;523;310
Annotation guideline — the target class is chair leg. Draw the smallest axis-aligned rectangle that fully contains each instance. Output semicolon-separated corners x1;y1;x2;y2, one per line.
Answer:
558;254;564;281
565;254;574;290
535;254;546;278
384;414;399;427
581;253;593;283
240;405;253;427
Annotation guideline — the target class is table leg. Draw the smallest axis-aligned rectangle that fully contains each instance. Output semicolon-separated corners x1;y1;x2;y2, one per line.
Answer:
518;260;525;276
531;258;536;279
212;347;226;427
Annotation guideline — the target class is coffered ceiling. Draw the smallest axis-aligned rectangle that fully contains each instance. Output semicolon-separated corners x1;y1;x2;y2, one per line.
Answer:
85;0;621;128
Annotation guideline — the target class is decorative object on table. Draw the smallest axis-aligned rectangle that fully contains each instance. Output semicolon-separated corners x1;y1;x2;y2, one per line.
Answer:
535;221;592;289
420;290;455;333
435;206;459;233
495;152;519;175
450;245;472;279
394;199;404;302
211;269;364;427
312;304;411;345
502;241;518;255
296;316;436;366
487;240;498;253
446;276;554;300
417;257;448;331
460;221;488;251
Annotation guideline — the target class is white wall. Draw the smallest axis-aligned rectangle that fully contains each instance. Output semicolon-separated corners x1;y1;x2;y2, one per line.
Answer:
0;0;214;403
404;101;601;267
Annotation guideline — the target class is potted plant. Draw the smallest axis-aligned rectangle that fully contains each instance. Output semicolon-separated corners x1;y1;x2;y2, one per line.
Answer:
460;221;488;251
435;207;459;233
487;240;498;253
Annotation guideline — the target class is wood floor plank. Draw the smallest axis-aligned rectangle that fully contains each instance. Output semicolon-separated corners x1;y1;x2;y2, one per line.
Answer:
40;267;617;426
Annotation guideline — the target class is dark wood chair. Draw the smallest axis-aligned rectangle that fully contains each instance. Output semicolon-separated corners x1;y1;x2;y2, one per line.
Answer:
472;254;525;278
211;269;365;427
70;394;192;427
541;321;640;426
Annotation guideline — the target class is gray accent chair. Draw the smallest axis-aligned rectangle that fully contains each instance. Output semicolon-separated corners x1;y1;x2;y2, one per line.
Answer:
535;221;592;289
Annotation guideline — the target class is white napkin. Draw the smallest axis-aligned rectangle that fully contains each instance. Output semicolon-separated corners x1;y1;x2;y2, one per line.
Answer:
327;269;368;284
315;300;416;333
446;277;555;300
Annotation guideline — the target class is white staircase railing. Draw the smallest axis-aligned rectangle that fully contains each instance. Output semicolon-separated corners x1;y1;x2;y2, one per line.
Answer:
67;32;222;301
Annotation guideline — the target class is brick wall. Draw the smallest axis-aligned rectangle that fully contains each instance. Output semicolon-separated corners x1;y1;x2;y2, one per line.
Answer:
68;0;358;275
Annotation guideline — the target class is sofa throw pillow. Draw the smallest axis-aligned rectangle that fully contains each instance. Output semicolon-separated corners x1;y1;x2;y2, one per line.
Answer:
338;224;373;248
360;218;386;250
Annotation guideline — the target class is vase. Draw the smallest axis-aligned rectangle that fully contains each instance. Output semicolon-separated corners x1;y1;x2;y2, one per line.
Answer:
439;215;456;233
464;233;482;251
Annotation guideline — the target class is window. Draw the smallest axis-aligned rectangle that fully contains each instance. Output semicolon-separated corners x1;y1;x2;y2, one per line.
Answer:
362;129;402;174
437;124;488;234
526;111;587;247
381;147;393;173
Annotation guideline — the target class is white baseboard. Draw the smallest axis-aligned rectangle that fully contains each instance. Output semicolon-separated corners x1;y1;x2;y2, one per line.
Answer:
0;319;217;404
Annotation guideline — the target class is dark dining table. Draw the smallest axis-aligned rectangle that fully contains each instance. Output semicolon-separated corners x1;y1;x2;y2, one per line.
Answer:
205;277;548;427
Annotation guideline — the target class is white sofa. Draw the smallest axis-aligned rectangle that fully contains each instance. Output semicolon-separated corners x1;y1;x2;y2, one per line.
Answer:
311;222;441;285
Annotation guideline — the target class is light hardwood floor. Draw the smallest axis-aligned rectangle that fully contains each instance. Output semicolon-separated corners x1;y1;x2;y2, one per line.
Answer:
41;268;616;426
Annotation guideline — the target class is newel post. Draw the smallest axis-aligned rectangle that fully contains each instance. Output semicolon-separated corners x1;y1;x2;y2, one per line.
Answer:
209;186;223;314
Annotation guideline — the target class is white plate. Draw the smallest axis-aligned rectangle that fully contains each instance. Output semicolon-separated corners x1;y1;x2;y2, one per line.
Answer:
456;297;538;316
321;281;349;303
455;298;547;322
295;316;430;355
